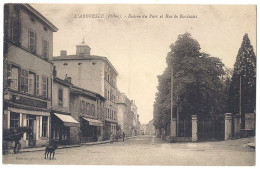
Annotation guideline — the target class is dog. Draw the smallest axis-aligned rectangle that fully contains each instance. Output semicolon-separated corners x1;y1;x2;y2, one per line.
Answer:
44;140;58;160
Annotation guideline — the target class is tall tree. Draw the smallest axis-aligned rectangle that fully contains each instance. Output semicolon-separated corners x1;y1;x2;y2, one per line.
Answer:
228;34;256;128
154;33;225;130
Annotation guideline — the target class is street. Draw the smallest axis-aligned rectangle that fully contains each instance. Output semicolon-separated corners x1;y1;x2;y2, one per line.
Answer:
2;135;255;165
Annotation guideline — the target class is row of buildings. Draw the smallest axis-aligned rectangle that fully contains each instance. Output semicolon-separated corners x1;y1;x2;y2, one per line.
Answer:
3;4;141;148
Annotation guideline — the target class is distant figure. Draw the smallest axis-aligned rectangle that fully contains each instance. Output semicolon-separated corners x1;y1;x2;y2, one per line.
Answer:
110;134;113;144
122;132;125;142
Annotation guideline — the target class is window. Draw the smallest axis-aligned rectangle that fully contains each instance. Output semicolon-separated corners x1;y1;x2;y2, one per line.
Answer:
58;88;63;106
9;18;20;45
28;72;35;95
105;71;107;80
42;76;48;98
42;116;48;137
10;112;20;128
111;110;113;120
92;104;95;116
105;89;107;99
108;108;110;119
108;90;110;101
108;74;110;83
42;39;49;59
29;30;36;53
36;75;39;95
20;69;29;93
9;66;19;91
81;100;85;110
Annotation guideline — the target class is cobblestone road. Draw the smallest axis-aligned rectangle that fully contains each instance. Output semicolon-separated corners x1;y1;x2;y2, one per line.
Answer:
2;135;255;165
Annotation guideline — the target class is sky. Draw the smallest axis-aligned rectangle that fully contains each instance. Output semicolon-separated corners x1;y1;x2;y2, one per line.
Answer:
31;4;256;124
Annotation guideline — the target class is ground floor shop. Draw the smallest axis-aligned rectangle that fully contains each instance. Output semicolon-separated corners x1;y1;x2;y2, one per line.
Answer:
80;117;103;143
3;107;50;148
51;112;79;145
104;121;117;140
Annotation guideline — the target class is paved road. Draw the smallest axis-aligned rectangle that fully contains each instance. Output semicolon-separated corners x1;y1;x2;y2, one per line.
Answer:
2;135;255;165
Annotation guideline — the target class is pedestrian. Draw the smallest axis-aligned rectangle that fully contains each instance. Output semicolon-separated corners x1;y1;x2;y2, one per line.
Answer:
110;134;113;144
122;132;125;142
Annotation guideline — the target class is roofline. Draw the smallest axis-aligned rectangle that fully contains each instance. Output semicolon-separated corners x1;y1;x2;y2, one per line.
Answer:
53;76;71;87
53;56;118;75
70;85;105;101
22;4;58;32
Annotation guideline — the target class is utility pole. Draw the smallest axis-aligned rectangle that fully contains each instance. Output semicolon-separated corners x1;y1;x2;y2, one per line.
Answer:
239;75;242;128
170;67;173;124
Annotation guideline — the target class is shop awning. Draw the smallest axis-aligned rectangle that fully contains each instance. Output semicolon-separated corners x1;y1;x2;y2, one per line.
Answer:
82;117;103;126
54;113;79;127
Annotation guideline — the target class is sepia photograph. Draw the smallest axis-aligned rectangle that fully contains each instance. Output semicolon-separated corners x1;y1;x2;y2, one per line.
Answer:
1;1;257;166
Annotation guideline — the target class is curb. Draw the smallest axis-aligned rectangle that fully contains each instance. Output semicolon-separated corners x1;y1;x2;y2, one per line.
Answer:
18;141;111;154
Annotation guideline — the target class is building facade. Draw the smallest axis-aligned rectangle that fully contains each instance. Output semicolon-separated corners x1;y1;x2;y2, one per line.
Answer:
70;85;105;143
51;76;79;145
53;40;118;140
3;4;58;148
117;93;134;137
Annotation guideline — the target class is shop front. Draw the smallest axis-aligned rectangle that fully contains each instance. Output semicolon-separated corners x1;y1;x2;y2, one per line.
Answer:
80;117;103;143
51;112;79;145
4;107;51;148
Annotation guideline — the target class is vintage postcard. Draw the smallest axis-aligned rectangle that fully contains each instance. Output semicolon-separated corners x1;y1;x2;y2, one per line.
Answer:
2;2;256;166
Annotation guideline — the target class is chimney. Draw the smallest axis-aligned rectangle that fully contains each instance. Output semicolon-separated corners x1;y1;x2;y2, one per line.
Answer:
53;66;57;77
66;77;72;83
60;50;67;57
64;74;72;83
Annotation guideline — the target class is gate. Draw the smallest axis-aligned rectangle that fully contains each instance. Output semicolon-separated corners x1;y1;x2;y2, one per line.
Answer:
198;118;224;141
178;120;192;137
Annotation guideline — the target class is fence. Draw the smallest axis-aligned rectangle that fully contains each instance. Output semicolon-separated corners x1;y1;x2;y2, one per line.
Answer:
197;118;225;141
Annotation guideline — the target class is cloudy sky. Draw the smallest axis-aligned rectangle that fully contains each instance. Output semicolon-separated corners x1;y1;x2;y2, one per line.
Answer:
31;4;256;124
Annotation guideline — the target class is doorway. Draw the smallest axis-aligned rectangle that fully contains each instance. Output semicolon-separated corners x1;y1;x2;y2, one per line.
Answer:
26;115;36;147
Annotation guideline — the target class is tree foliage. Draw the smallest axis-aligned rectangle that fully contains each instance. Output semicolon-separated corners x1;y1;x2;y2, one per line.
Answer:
228;34;256;118
154;33;226;129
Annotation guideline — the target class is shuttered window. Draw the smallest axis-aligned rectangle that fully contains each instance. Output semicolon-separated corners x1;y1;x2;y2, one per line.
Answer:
10;67;19;91
20;69;29;93
36;75;39;95
42;39;49;59
28;72;35;95
28;30;36;53
42;76;48;98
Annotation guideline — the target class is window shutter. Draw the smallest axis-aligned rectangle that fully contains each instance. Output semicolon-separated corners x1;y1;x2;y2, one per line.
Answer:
47;40;49;58
46;77;48;98
36;75;39;95
7;63;11;78
28;29;30;50
80;100;82;110
42;38;43;58
25;70;29;93
20;69;24;92
35;33;37;53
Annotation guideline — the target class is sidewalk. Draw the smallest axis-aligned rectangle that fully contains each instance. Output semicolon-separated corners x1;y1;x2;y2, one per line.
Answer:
19;140;112;153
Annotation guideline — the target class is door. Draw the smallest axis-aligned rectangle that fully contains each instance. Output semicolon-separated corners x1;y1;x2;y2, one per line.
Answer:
27;115;36;147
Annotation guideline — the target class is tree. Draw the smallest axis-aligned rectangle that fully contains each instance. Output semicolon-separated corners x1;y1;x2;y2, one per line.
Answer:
153;33;226;130
228;34;256;128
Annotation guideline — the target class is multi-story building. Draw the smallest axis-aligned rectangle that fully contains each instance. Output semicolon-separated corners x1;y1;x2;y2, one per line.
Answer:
70;84;105;143
53;40;118;140
147;119;155;135
3;4;58;148
51;75;79;145
117;92;134;137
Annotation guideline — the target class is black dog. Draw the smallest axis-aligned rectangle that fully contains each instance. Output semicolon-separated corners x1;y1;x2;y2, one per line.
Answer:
44;140;58;160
